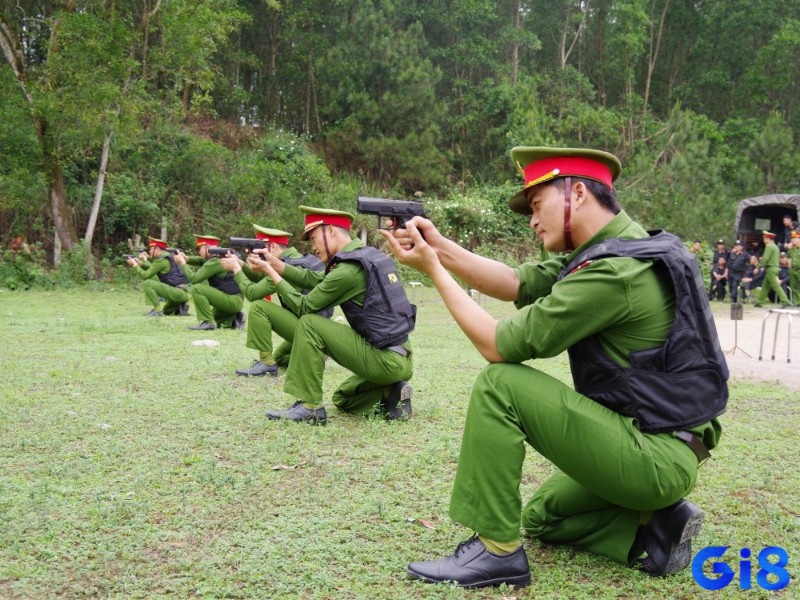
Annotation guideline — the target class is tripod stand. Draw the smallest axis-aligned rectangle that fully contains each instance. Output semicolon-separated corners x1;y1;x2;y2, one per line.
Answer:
726;302;750;357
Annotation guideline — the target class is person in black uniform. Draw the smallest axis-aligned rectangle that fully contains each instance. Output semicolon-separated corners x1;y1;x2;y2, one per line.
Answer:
725;240;750;304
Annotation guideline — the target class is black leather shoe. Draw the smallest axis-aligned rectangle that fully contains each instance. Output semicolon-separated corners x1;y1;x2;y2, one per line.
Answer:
144;309;164;317
407;536;530;589
179;302;191;316
236;360;278;377
266;401;327;426
637;499;705;576
189;321;216;331
382;381;413;420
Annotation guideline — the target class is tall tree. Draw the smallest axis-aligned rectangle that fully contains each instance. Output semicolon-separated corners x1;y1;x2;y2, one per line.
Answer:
1;1;80;259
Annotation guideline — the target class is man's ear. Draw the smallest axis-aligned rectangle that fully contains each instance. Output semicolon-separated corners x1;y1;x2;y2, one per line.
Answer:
572;181;588;209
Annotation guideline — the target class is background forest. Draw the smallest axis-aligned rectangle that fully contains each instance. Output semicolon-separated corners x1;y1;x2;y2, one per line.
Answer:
2;0;800;285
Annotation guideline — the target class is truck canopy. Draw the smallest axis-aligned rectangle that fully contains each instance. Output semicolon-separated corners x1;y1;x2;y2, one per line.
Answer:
733;194;800;249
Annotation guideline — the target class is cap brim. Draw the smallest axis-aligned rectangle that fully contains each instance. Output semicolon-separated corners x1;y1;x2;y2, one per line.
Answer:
509;189;531;215
300;221;324;240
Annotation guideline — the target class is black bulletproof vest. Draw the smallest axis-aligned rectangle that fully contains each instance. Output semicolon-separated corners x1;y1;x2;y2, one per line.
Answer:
558;231;728;433
157;254;189;287
327;246;415;348
209;268;241;295
283;254;333;319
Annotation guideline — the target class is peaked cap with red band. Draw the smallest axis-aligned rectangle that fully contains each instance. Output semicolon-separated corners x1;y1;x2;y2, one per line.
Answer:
762;230;777;239
194;234;221;248
253;224;292;245
508;147;622;215
299;205;354;240
148;237;168;250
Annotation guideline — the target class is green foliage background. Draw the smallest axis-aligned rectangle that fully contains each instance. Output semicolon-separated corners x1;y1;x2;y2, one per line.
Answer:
3;1;800;284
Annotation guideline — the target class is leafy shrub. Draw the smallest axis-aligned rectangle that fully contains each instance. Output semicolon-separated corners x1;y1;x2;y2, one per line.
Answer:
0;244;50;290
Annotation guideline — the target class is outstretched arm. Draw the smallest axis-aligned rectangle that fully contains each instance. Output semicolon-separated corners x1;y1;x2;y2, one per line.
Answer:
394;216;521;301
381;222;503;362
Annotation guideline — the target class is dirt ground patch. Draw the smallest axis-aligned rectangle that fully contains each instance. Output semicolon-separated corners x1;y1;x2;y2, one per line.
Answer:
712;303;800;391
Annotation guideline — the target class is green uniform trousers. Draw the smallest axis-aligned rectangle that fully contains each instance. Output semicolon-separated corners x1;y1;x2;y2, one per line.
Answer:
246;299;298;366
191;283;243;327
757;266;790;305
143;280;190;314
449;363;699;565
284;314;413;414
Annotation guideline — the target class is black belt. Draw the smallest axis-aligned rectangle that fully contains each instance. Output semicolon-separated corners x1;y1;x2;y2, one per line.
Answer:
386;345;409;357
675;431;711;466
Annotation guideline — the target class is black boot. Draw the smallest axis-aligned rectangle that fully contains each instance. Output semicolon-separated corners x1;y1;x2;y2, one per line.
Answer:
231;311;247;329
407;536;530;589
635;499;705;576
189;321;216;331
179;302;191;316
381;381;413;420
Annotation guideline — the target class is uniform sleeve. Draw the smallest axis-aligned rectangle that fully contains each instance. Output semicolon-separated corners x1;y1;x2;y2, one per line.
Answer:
277;261;363;315
513;258;566;308
281;263;325;290
234;269;277;302
135;257;169;280
240;263;265;282
497;260;637;363
182;259;223;284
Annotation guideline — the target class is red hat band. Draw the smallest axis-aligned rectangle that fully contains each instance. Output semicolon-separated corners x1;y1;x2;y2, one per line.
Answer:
149;239;167;249
305;214;352;231
256;233;290;245
523;156;614;189
196;237;220;247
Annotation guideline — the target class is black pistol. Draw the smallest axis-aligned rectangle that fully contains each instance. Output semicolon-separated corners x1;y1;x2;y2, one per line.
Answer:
229;237;267;252
357;197;426;230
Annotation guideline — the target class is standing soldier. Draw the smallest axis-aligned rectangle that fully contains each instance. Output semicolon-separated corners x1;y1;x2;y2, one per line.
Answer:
257;206;416;425
174;235;245;330
126;237;190;317
787;231;800;303
755;231;793;308
383;146;727;588
219;225;331;377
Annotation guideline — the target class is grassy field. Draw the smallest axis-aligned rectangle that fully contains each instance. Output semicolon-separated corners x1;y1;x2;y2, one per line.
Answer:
0;287;797;599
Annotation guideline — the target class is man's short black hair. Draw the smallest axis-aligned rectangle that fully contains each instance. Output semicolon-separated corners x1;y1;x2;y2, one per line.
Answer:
551;177;620;214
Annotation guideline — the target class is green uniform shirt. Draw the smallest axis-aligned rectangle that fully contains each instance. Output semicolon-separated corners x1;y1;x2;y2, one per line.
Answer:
761;242;779;270
181;257;230;285
133;252;173;280
276;239;367;315
787;247;800;275
233;247;303;302
496;211;721;448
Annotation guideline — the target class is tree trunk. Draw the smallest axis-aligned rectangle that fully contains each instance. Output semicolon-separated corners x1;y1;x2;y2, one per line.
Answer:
49;157;76;261
35;118;78;263
511;0;520;87
643;0;669;116
83;129;113;276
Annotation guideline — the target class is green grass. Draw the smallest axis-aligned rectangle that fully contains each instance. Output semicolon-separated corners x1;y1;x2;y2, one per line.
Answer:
0;288;797;599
